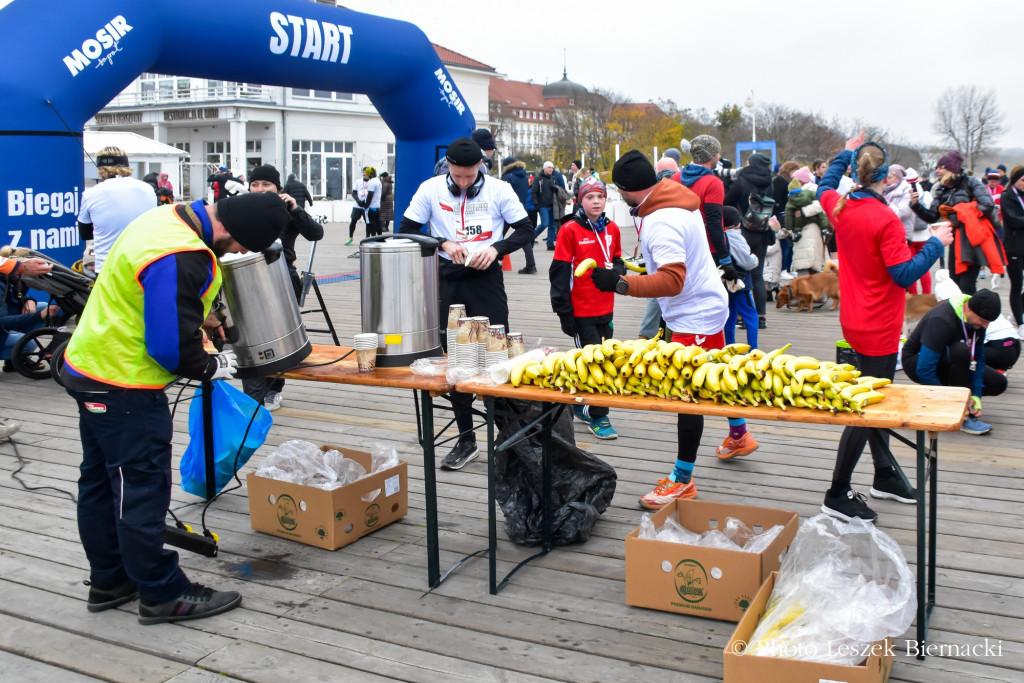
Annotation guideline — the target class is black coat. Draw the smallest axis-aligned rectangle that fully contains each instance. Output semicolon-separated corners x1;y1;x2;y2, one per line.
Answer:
1001;186;1024;256
283;179;313;207
530;170;564;208
726;160;774;247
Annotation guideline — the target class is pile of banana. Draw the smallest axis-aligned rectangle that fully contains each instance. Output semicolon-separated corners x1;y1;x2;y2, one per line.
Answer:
507;339;890;413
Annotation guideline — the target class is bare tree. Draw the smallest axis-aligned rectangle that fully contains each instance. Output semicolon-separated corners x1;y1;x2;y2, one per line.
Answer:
932;85;1005;172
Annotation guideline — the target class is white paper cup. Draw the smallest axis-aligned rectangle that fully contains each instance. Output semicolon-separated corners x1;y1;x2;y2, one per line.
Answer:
354;333;378;350
356;347;377;372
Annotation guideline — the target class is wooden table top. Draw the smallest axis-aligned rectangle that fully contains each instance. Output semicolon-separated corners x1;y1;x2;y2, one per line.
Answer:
282;345;456;393
456;380;969;432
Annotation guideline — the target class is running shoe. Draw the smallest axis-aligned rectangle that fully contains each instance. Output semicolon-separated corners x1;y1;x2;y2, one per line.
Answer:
639;477;697;510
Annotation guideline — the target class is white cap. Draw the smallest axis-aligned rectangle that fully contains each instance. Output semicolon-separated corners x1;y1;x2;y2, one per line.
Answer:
543;161;554;169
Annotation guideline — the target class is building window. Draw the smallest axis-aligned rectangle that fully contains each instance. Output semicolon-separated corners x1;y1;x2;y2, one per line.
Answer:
246;140;262;153
292;139;355;198
386;142;395;175
205;141;230;169
174;142;190;156
291;88;355;102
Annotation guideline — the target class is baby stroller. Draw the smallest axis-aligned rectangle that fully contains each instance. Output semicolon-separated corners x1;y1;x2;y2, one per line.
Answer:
2;247;94;380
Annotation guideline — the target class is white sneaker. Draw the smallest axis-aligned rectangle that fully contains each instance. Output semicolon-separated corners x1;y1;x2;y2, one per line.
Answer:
264;391;282;412
1018;324;1024;339
0;420;21;440
991;273;1000;289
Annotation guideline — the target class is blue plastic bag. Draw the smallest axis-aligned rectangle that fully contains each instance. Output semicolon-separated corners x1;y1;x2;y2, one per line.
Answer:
180;381;273;497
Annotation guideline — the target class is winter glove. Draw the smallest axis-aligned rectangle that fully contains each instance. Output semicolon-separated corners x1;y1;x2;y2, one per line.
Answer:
591;267;623;293
209;351;238;380
718;260;738;282
792;232;802;243
558;312;578;338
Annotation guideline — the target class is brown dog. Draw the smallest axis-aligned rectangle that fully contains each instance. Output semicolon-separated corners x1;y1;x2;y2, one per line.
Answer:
904;292;940;335
776;262;840;312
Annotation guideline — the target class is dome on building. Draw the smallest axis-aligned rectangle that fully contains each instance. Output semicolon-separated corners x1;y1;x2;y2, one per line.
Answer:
542;69;588;99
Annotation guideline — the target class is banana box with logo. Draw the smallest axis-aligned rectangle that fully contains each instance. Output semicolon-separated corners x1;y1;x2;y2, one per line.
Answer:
625;499;798;622
247;445;407;550
723;572;893;683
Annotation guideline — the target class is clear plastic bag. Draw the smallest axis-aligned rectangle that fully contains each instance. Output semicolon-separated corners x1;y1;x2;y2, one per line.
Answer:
409;357;448;376
698;528;744;551
255;440;367;491
743;524;784;554
746;514;916;665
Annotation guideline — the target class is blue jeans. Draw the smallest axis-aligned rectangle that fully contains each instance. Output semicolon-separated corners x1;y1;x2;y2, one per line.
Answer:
69;387;192;602
534;207;556;246
780;236;794;271
724;273;758;348
0;311;45;359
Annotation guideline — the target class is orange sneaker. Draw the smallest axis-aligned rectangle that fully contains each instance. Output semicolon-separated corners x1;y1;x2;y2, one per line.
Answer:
717;432;758;459
639;477;697;509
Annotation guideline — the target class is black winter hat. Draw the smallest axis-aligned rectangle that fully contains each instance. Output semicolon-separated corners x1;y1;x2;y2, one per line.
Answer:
722;205;744;228
748;152;771;169
216;193;291;252
612;150;657;192
471;128;496;151
446;137;483;167
968;289;1001;322
248;164;281;190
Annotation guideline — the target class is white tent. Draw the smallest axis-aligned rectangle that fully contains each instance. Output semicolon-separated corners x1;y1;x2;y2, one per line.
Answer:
83;131;188;197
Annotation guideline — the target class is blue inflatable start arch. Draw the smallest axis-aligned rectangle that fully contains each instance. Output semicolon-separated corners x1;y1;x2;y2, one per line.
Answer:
0;0;476;265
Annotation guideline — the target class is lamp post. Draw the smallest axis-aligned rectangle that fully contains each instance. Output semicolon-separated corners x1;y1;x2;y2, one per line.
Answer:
744;89;756;143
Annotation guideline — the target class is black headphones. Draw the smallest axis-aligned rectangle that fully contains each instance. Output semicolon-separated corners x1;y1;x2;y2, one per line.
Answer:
447;170;485;199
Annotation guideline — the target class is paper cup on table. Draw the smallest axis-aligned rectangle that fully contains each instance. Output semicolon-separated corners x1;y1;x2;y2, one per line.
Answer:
353;333;378;372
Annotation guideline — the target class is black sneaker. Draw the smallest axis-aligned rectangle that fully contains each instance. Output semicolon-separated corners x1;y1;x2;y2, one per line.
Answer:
758;318;767;329
519;265;538;274
821;488;878;522
870;467;917;504
138;583;242;625
441;439;479;470
86;579;139;613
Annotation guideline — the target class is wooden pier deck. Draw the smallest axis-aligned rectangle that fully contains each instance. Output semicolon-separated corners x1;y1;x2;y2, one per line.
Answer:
1;222;1021;682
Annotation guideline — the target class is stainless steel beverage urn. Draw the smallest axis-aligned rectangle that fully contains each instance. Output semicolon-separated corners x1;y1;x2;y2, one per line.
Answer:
360;233;441;367
220;244;311;378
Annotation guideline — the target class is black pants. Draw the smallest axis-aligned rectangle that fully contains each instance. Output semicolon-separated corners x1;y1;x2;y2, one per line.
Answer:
439;262;509;442
829;351;898;495
573;313;613;419
984;338;1020;372
1007;254;1023;326
69;387;192;603
349;208;382;239
522;210;539;268
949;243;981;294
902;342;1008;397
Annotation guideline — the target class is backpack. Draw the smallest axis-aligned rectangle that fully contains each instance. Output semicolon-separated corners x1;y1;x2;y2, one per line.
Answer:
743;192;776;231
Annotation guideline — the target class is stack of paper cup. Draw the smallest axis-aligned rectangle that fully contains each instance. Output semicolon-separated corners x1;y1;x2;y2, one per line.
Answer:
447;328;459;365
353;333;378;373
472;317;490;368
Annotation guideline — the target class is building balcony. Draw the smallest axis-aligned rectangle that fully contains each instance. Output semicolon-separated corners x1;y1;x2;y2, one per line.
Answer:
102;84;277;109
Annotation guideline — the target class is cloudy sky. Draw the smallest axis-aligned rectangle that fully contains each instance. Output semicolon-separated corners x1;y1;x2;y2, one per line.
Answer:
342;0;1024;151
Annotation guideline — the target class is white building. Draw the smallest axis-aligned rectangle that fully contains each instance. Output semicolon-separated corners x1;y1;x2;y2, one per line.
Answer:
85;44;496;202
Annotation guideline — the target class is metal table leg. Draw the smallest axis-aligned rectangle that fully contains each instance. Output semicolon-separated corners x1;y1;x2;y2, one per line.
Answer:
916;429;927;658
416;389;440;588
489;401;563;594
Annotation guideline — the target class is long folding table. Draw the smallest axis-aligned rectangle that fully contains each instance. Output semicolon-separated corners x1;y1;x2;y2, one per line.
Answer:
456;379;969;657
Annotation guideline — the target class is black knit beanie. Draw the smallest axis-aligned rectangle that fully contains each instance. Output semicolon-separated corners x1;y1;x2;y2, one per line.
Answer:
216;193;290;252
248;164;281;190
612;150;657;192
968;289;1000;322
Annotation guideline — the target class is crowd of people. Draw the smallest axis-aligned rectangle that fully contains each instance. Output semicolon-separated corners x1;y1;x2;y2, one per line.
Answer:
2;127;1019;630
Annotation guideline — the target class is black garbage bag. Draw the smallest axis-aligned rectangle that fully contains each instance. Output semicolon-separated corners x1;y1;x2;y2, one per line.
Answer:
492;397;617;546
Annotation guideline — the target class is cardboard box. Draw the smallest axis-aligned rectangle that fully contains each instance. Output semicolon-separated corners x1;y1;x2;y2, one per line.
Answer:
247;445;407;550
625;499;798;622
724;571;893;683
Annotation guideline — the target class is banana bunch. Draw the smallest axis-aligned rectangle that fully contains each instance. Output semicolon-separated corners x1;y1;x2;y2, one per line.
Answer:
507;338;891;414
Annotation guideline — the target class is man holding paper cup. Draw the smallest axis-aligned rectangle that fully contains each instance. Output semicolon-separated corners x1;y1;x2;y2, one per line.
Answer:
400;137;535;469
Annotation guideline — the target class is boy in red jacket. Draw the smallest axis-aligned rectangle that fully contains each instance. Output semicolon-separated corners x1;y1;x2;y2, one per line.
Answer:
549;177;625;439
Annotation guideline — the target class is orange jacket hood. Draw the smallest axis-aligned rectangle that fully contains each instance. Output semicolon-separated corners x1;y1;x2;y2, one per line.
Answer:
635;178;700;217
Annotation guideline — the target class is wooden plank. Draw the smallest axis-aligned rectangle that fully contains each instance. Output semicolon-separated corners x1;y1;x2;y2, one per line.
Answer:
283;344;455;392
0;613;191;682
0;650;101;683
459;379;969;432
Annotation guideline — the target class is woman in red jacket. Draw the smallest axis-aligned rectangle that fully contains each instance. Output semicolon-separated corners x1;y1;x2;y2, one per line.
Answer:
816;130;953;522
